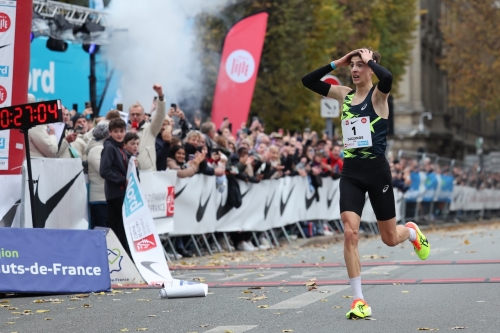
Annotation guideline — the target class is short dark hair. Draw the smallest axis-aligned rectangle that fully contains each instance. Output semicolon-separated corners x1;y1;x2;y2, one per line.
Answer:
108;118;126;131
105;110;121;120
124;132;139;144
349;47;382;64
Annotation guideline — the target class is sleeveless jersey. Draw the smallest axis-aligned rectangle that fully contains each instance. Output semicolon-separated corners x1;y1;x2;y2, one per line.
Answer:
341;86;388;159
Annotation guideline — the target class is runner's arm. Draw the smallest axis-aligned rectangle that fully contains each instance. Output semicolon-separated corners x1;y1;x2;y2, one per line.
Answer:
302;64;350;100
368;60;392;97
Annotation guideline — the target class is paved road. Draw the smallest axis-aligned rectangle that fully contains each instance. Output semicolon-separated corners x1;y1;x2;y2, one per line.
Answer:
1;222;499;333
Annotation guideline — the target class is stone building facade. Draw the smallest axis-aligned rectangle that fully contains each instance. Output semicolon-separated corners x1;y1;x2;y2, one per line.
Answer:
391;0;499;160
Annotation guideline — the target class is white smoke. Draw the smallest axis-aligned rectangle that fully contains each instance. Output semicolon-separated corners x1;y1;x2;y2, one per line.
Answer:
104;0;231;113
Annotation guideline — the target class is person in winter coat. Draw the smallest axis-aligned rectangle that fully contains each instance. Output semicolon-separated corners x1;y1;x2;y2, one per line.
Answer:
86;122;109;228
99;118;131;257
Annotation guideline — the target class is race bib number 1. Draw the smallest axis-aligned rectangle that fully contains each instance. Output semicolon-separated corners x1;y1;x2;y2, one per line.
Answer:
341;116;372;148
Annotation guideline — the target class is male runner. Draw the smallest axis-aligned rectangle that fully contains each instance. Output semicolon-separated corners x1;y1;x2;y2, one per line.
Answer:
302;48;430;319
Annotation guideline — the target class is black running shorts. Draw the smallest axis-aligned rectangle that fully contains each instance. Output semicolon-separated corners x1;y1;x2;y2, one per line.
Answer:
339;156;396;221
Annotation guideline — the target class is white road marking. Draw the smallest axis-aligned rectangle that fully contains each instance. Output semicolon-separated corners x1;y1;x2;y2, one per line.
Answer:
204;325;258;333
268;266;401;309
268;285;350;309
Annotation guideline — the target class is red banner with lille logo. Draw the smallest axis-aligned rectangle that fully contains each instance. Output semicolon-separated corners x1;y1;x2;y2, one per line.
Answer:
211;12;268;135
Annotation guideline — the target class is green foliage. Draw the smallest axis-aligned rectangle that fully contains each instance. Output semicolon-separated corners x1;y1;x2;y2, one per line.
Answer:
440;0;500;114
197;0;417;132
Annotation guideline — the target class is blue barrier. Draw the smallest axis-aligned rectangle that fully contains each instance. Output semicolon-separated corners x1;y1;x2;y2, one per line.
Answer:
0;229;110;293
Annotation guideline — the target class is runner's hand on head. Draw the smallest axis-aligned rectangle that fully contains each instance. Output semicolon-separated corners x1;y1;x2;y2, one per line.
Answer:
359;48;374;64
334;49;361;67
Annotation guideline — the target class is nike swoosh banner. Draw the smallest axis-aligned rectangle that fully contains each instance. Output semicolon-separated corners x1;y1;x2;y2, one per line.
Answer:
19;158;88;229
211;12;268;134
0;228;110;293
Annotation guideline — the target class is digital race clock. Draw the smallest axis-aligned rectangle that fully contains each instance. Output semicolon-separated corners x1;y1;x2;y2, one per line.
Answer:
0;99;63;130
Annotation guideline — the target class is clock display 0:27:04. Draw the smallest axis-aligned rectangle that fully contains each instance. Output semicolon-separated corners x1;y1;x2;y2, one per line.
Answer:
0;99;63;130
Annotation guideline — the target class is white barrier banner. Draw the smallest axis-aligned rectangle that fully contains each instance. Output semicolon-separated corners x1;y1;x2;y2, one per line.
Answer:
123;157;173;284
139;170;177;235
20;158;88;229
0;175;21;227
172;175;405;234
449;186;500;211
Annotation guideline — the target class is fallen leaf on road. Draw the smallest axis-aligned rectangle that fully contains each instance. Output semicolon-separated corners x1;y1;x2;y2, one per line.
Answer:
225;331;234;333
257;305;269;308
274;312;282;315
36;310;49;313
392;283;401;285
320;256;325;261
308;286;318;291
33;300;44;304
44;318;53;321
257;274;265;277
11;312;21;315
320;299;328;302
333;306;342;308
342;295;353;298
401;291;410;293
7;307;18;310
147;315;156;318
319;290;330;293
282;330;294;332
281;290;291;293
136;329;148;331
83;304;91;308
75;294;89;298
132;288;140;291
119;329;130;332
5;321;15;324
193;278;206;283
242;278;248;281
69;298;80;301
0;300;9;303
464;239;470;245
248;287;263;289
250;295;267;301
477;301;485;303
451;327;467;330
242;290;252;294
365;317;377;320
305;282;316;286
208;292;214;295
67;307;76;310
0;304;9;308
466;250;477;253
238;297;250;300
199;324;210;328
417;328;439;331
136;299;151;302
308;278;317;282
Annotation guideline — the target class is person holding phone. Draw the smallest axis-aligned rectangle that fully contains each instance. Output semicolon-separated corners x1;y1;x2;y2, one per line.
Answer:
302;48;430;319
128;84;166;171
68;113;90;160
168;103;193;140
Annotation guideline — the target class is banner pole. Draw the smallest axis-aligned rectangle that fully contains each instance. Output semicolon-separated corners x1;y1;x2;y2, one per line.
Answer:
22;128;37;228
223;232;233;253
201;234;213;256
190;235;202;257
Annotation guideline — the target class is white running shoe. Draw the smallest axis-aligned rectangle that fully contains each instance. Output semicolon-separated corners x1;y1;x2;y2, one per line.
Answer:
237;241;256;252
259;237;271;249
